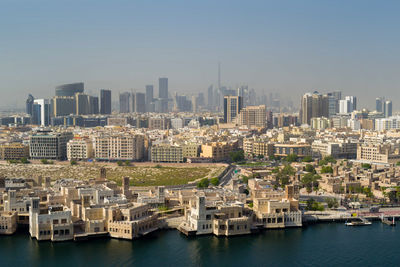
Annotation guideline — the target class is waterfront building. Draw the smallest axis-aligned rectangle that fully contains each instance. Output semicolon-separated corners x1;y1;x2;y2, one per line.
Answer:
0;211;17;235
29;198;74;241
29;131;73;160
179;196;251;236
107;203;159;240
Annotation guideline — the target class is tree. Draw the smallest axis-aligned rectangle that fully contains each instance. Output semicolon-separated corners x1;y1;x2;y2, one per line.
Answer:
302;156;313;163
301;173;321;192
70;160;77;166
306;198;325;211
269;155;277;161
286;154;298;163
361;163;371;169
318;159;327;166
323;156;337;164
321;166;333;174
210;177;219;186
397;161;400;166
197;178;210;188
242;175;249;184
257;154;264;159
275;164;295;188
305;164;315;173
229;150;245;162
117;161;123;166
125;160;131;166
326;198;339;209
20;157;30;164
363;187;373;198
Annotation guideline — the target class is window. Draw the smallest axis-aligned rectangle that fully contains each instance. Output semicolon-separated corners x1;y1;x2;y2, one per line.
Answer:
53;219;59;224
54;230;59;235
61;219;67;224
65;229;70;235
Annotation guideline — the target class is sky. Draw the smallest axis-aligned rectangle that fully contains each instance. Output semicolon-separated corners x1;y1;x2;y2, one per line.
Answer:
1;0;400;110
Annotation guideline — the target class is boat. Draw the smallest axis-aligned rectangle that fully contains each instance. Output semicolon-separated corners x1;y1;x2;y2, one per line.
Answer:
345;217;372;226
381;215;396;226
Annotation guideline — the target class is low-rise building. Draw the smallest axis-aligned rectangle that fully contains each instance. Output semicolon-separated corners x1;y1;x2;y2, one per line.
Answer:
0;211;17;235
0;143;29;160
67;138;93;161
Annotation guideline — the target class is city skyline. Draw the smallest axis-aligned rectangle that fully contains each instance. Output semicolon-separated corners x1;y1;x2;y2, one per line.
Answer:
1;0;400;110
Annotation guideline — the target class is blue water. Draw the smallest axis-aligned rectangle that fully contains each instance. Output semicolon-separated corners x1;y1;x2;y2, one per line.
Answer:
1;222;398;266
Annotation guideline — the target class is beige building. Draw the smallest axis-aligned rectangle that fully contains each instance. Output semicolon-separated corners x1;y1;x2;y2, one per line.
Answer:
274;143;311;158
0;211;17;235
200;141;238;161
94;134;144;161
67;138;94;161
182;144;200;158
0;143;29;160
148;117;170;130
151;145;183;163
357;144;400;164
107;203;159;240
237;105;266;128
243;138;274;158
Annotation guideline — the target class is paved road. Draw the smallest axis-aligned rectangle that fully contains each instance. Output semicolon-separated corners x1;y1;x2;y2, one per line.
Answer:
220;165;236;187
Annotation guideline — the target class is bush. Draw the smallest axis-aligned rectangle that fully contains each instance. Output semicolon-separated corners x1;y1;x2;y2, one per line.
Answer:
326;198;339;209
41;159;53;165
210;177;219;186
154;164;162;168
397;161;400;166
305;164;315;173
286;154;298;163
321;166;333;174
242;175;249;184
20;157;30;164
302;156;313;162
306;198;325;211
361;163;371;169
70;160;77;166
197;178;210;188
248;202;253;208
125;160;131;166
229;150;245;162
323;156;337;164
117;161;123;166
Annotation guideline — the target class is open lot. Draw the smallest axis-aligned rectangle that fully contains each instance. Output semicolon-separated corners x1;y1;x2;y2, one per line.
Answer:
0;161;227;187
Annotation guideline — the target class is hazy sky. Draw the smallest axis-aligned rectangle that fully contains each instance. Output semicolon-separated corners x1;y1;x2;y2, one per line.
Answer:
1;0;400;110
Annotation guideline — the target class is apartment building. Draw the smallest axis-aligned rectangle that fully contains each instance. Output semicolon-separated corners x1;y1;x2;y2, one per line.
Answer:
67;138;94;161
243;138;274;158
312;140;358;159
150;145;183;163
94;134;144;161
200;141;238;161
148;117;170;130
237;105;266;128
274;143;311;158
29;130;73;160
357;144;400;164
0;143;29;160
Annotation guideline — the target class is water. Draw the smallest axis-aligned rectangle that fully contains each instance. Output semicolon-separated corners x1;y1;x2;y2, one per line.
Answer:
1;222;399;267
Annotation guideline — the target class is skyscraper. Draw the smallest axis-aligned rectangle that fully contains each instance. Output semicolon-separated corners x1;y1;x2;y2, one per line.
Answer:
159;78;168;99
100;89;112;114
55;83;84;97
33;99;51;126
135;93;146;113
385;100;392;118
207;85;214;110
75;93;90;115
300;92;329;125
345;96;357;111
89;96;99;114
52;96;75;117
26;94;35;116
223;95;243;123
119;92;131;113
145;85;154;108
